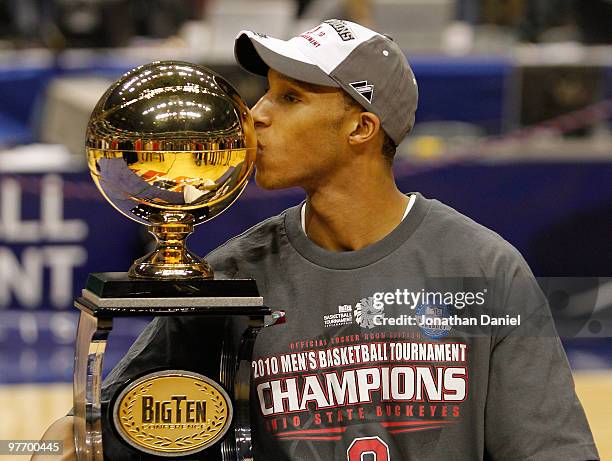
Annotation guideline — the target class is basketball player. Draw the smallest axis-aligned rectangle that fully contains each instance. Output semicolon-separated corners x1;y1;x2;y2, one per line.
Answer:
36;20;599;460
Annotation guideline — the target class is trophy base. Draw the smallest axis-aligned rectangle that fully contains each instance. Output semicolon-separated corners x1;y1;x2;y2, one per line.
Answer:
87;272;259;295
73;273;277;461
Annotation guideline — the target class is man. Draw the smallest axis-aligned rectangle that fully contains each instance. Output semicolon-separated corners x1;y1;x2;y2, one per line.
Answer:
38;20;598;460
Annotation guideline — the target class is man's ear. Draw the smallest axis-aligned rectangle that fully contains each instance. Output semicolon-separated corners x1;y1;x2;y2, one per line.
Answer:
348;111;382;146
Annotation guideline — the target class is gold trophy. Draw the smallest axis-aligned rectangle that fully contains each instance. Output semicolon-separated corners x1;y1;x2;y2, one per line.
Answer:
73;61;278;461
86;60;256;279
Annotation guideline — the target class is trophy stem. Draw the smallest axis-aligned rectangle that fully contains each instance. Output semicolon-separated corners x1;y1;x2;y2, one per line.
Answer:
128;211;213;279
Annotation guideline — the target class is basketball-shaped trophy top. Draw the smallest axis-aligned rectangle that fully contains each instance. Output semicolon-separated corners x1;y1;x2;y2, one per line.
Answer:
86;60;256;226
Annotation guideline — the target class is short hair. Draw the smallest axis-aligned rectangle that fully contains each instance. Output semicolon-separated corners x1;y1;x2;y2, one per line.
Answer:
342;92;397;164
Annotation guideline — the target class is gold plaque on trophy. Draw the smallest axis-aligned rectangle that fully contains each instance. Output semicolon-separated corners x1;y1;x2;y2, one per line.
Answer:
112;370;233;457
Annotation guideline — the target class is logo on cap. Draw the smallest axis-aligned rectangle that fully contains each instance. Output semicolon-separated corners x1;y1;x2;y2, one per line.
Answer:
349;81;374;104
324;19;356;41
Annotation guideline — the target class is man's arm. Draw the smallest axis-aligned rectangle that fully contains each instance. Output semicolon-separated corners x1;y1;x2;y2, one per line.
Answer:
484;263;599;460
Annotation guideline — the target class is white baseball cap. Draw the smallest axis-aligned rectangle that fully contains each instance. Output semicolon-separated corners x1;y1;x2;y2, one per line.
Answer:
234;19;418;145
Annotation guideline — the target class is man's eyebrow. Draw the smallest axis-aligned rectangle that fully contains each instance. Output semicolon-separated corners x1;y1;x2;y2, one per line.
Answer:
277;74;337;94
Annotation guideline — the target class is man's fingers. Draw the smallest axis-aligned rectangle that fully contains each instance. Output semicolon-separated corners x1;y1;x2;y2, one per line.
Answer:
31;416;75;461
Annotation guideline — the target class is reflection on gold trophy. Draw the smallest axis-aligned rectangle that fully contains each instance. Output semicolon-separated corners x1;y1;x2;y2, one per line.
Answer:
86;61;256;279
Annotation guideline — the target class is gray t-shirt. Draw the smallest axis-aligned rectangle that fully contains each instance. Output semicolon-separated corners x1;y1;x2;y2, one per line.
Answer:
99;193;599;460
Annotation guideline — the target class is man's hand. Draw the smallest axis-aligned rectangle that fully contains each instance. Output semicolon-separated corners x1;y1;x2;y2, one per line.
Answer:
31;416;75;461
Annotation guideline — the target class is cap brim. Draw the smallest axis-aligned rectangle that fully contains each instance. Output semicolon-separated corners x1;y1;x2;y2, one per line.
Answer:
234;32;339;87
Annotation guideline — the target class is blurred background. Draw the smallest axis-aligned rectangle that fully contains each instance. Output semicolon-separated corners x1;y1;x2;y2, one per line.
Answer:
0;0;610;458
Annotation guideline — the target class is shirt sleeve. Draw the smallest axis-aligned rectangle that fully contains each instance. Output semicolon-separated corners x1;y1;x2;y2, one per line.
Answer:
483;261;599;460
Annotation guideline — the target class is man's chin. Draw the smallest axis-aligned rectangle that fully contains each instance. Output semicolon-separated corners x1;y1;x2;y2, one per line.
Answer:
254;170;292;190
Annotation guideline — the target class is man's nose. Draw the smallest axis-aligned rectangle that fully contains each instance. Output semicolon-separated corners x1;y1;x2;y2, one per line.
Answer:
251;96;270;128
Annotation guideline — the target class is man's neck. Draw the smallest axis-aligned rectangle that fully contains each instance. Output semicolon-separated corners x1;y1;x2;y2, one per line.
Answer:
303;176;409;251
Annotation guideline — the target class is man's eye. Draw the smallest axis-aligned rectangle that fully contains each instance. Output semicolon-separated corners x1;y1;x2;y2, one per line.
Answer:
282;93;299;103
